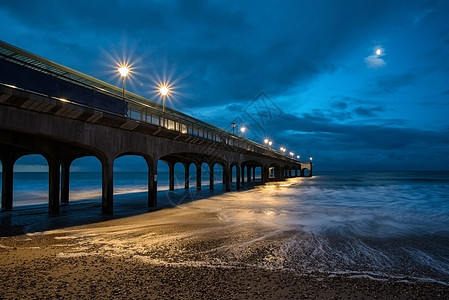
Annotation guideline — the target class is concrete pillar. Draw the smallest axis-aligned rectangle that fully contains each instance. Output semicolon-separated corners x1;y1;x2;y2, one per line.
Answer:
168;162;175;191
241;165;245;184
230;166;233;183
209;163;214;191
309;163;313;177
264;167;267;181
224;164;230;192
252;167;256;181
278;167;283;180
60;158;72;205
247;166;251;183
48;154;61;215
148;159;157;207
1;156;15;211
184;163;190;190
196;163;202;191
236;164;241;190
222;166;226;184
261;166;267;184
101;156;114;215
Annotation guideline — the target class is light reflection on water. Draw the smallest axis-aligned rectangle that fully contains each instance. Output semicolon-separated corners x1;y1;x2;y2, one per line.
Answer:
181;172;449;283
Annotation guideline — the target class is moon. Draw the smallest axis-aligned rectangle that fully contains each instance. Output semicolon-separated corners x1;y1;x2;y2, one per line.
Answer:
376;48;382;56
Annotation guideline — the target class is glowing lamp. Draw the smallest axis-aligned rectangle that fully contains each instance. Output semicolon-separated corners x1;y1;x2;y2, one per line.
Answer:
160;86;169;96
118;66;129;77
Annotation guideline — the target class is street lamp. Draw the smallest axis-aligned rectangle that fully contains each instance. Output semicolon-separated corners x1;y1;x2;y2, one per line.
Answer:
159;85;169;127
296;155;300;160
231;122;236;135
118;66;130;102
264;139;273;150
309;157;313;162
289;152;294;157
240;126;246;135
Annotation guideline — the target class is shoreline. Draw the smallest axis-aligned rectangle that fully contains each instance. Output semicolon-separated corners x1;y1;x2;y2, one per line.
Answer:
1;179;449;298
0;184;249;237
1;228;448;299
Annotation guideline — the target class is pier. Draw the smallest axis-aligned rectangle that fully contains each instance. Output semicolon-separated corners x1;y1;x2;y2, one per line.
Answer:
0;41;312;215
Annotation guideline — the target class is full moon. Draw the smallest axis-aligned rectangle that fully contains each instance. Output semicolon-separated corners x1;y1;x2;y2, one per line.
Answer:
376;48;382;55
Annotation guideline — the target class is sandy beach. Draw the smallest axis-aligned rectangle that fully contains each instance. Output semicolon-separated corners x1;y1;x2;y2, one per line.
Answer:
1;249;448;299
1;185;449;299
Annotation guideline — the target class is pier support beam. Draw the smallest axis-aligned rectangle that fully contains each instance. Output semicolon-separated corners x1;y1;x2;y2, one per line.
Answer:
209;163;214;191
101;156;114;215
47;153;61;215
261;166;267;184
196;163;202;191
60;157;73;205
1;156;15;211
184;163;190;190
168;162;175;191
148;158;157;207
224;164;230;192
236;164;241;190
222;166;226;184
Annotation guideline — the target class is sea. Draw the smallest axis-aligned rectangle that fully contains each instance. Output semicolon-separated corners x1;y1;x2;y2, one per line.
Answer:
1;170;449;284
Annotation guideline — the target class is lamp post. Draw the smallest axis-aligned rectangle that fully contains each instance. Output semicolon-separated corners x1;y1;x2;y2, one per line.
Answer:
240;126;246;136
118;66;130;102
159;85;169;127
231;122;236;135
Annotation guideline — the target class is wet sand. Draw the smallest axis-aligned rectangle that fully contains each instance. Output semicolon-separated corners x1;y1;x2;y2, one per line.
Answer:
1;189;449;299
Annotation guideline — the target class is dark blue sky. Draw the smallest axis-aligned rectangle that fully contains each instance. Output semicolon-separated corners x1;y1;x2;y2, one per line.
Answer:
1;0;449;171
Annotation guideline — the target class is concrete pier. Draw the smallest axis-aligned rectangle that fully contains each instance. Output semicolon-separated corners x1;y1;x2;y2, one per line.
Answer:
0;41;312;216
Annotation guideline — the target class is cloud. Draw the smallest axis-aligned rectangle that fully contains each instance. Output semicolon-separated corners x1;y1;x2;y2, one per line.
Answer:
375;73;415;94
413;7;435;24
353;105;384;117
0;0;408;108
364;54;386;69
268;111;449;171
252;109;449;152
